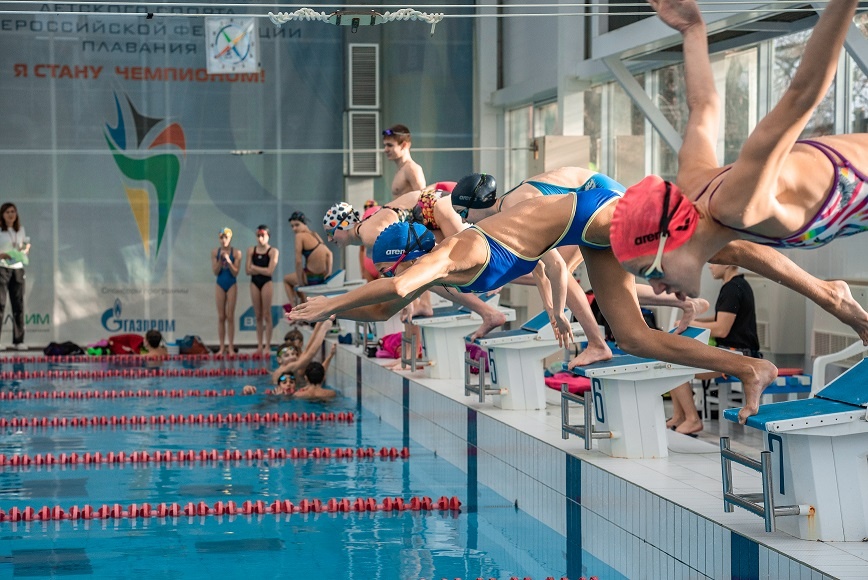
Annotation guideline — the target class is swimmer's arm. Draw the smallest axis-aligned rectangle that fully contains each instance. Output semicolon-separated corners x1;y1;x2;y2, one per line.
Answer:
322;343;337;375
717;0;858;228
245;247;254;276
582;248;766;382
297;320;333;368
434;197;467;238
324;246;333;278
211;248;222;276
634;283;709;330
407;163;426;192
689;312;736;339
295;240;306;285
229;249;242;276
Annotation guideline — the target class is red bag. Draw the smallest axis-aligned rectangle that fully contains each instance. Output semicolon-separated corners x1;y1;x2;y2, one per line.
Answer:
376;333;403;359
108;334;145;355
465;343;489;374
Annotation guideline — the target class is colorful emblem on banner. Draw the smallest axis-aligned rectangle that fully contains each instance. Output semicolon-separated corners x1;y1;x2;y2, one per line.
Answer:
104;93;186;257
206;17;259;74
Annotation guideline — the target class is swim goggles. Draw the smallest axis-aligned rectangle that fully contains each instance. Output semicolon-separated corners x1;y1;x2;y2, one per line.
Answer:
642;181;678;281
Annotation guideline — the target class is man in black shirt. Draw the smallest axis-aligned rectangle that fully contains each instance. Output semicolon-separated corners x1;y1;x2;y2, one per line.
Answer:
668;265;760;435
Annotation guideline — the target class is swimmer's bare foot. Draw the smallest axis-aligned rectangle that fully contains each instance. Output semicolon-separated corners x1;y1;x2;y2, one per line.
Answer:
826;280;868;344
469;309;508;341
737;359;777;424
567;341;613;368
674;417;703;435
215;348;225;357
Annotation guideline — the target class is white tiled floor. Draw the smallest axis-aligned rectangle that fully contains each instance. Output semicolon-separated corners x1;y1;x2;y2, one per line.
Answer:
362;350;868;580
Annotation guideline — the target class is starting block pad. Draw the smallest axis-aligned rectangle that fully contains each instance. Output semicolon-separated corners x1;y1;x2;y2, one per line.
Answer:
297;270;365;296
471;310;584;410
723;358;868;541
569;327;711;458
411;294;516;380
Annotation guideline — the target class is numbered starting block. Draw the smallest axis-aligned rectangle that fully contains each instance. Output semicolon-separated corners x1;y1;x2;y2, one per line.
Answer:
466;310;584;410
721;356;868;540
409;295;515;379
297;270;365;296
563;327;711;458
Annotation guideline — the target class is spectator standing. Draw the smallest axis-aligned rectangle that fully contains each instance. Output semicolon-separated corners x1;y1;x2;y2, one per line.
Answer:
0;203;30;351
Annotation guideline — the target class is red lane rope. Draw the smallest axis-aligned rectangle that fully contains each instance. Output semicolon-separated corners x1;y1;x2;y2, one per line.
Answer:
0;411;354;428
0;495;462;522
1;353;269;365
0;389;240;400
0;446;409;468
0;368;269;380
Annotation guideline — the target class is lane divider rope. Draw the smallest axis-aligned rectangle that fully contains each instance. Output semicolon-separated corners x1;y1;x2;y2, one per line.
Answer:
0;446;409;467
0;411;354;428
0;389;240;400
0;368;269;380
1;353;268;364
0;495;462;522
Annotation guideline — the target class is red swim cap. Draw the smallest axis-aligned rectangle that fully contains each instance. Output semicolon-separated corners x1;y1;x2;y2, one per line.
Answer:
610;175;699;263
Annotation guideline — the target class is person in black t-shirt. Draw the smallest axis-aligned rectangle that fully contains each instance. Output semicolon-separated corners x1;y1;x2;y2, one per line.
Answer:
668;264;760;436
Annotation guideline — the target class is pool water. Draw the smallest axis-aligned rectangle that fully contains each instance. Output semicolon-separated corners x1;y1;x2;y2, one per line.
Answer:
0;370;623;579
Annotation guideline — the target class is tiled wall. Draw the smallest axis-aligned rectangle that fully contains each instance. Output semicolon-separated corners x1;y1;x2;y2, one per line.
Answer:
329;347;834;580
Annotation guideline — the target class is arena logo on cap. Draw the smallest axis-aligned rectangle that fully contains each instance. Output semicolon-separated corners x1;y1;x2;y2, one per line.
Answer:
634;232;663;245
384;249;404;256
104;92;186;260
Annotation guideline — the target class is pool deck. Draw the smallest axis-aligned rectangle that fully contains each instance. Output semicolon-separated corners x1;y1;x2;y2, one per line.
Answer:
330;343;868;580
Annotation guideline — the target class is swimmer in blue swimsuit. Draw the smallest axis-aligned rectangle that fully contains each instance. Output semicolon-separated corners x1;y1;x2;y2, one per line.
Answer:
449;167;627;365
212;228;242;356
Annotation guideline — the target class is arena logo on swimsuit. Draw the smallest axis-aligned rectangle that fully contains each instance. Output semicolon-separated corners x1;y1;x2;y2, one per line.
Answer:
104;92;186;259
101;299;175;333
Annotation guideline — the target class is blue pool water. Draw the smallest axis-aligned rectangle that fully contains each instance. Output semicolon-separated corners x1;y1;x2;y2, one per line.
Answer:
0;368;623;579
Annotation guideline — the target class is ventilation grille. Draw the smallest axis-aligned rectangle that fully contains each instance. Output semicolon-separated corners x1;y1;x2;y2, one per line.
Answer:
755;321;770;352
812;331;865;365
347;111;381;176
349;43;379;109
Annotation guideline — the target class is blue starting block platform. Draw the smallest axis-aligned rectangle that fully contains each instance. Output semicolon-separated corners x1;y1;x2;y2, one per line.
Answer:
563;327;711;459
465;310;584;410
722;355;868;540
408;295;515;379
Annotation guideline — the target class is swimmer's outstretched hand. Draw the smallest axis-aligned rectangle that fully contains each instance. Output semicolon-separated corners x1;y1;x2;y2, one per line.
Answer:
649;0;704;33
551;311;574;349
289;296;333;323
673;297;710;333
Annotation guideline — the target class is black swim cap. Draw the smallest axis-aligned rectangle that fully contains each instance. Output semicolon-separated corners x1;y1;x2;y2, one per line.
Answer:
451;173;497;210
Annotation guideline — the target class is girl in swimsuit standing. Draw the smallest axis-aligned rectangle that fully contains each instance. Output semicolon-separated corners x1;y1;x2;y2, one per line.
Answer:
212;227;242;356
246;225;279;356
283;211;333;306
611;0;868;315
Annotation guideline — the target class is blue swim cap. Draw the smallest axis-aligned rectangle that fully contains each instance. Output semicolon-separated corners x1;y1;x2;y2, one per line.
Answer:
372;222;435;264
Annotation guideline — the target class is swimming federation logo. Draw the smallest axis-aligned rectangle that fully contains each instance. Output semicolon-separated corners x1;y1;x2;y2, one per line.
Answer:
104;93;186;257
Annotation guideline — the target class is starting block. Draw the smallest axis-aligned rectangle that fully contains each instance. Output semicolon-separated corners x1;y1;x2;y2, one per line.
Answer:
721;349;868;540
410;295;515;379
467;310;584;410
564;327;711;458
297;270;365;296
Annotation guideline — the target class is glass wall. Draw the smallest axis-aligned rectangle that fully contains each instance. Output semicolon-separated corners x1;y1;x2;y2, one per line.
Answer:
507;105;532;188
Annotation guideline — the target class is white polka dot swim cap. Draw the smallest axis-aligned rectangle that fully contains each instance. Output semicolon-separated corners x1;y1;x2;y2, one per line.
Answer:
323;202;360;232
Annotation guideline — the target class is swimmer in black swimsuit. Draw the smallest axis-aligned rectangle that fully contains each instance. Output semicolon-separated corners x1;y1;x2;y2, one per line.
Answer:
246;225;279;356
283;211;333;306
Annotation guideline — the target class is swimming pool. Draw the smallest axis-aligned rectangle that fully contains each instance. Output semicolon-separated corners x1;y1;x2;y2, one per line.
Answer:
0;359;618;579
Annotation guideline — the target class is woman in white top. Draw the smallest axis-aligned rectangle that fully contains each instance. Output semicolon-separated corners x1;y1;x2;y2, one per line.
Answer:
0;203;30;350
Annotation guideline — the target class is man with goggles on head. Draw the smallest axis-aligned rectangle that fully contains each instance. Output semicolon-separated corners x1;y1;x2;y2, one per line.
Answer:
382;124;426;199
